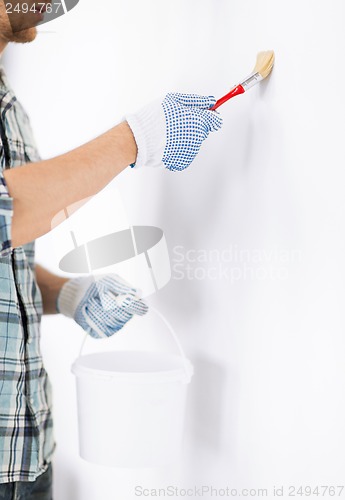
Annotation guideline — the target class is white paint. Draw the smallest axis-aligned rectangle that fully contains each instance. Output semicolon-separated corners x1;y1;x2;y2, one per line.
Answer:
4;0;345;498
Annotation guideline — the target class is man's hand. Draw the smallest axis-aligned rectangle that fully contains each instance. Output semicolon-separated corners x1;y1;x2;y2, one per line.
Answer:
57;274;148;339
126;93;223;171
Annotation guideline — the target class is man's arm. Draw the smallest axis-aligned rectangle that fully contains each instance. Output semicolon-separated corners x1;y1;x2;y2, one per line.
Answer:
4;121;136;248
35;264;69;314
2;93;222;252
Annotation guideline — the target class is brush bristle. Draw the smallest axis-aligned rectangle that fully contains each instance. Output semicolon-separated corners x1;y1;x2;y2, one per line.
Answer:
253;50;275;79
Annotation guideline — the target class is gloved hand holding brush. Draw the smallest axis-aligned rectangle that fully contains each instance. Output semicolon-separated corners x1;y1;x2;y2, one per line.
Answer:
125;52;275;172
126;92;223;172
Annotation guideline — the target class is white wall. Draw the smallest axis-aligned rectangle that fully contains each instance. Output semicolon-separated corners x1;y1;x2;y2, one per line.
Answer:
4;0;345;498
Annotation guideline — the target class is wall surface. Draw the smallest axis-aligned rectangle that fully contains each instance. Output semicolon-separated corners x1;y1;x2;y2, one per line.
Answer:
4;1;345;499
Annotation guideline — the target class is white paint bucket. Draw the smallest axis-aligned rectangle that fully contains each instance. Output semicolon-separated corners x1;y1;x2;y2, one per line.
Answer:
71;309;193;468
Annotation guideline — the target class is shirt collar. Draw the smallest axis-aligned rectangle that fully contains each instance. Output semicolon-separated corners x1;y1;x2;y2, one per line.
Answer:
0;65;17;110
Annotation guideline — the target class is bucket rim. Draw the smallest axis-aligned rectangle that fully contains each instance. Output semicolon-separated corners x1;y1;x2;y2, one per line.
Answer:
71;350;194;384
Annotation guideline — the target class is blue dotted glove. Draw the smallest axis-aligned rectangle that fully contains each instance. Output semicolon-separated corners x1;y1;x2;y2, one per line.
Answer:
57;274;148;339
125;92;222;171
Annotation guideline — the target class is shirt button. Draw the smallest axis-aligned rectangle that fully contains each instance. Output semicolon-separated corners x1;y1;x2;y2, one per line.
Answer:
27;337;32;344
30;398;34;405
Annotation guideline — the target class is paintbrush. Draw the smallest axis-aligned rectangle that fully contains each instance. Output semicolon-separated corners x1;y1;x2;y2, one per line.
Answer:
211;50;275;111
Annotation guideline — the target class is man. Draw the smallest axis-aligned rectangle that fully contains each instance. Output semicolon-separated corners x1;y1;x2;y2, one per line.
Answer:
0;1;222;498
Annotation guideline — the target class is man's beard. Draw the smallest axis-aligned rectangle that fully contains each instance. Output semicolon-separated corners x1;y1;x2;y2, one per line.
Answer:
0;1;37;45
8;26;37;43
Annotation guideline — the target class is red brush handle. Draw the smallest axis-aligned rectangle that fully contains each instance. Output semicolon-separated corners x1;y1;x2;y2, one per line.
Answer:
210;84;245;111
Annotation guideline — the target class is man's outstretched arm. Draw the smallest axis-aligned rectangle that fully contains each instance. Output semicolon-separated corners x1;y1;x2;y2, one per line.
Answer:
4;121;136;248
2;93;222;251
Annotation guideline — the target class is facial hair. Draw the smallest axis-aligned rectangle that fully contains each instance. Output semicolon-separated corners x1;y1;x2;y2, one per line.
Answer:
0;2;37;45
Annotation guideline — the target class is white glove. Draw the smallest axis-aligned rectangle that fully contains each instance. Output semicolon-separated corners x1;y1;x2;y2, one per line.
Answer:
125;92;223;171
57;274;148;339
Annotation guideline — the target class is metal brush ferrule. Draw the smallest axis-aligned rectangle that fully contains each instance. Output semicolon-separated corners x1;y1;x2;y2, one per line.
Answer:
240;72;263;91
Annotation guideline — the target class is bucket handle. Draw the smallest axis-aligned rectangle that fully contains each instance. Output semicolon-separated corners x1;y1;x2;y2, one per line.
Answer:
78;305;191;378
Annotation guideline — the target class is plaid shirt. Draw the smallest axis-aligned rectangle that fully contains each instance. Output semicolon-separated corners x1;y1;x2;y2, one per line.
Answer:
0;67;55;484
